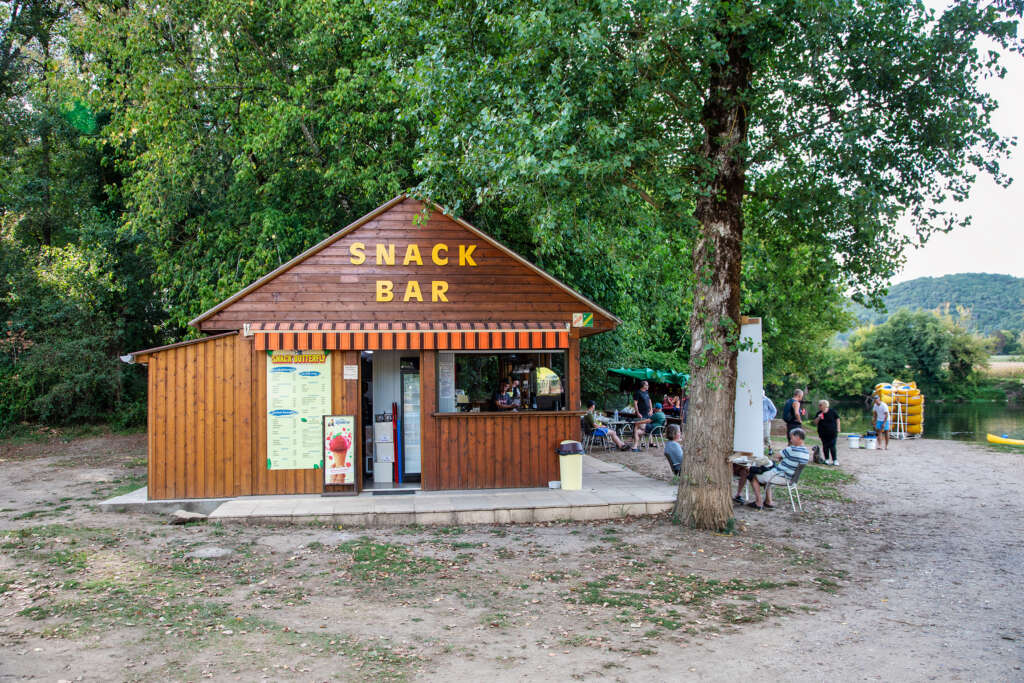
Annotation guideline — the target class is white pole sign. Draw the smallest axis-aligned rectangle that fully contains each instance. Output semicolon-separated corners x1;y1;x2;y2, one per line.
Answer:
733;319;765;457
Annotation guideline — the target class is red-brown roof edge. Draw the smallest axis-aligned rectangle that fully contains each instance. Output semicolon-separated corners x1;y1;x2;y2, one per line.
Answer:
122;331;238;365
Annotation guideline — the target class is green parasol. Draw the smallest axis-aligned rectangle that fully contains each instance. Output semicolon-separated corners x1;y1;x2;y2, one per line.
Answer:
609;367;689;387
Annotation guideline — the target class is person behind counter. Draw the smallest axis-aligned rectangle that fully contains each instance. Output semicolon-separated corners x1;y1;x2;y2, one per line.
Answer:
492;381;517;411
507;377;523;408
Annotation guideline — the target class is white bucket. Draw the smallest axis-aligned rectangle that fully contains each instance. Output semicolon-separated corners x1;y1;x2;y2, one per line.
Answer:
847;435;860;449
864;437;877;450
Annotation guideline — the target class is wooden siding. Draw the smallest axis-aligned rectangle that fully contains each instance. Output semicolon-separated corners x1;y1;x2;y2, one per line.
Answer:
147;336;363;500
147;334;245;499
146;336;581;498
568;334;581;411
427;412;579;490
420;351;439;489
199;198;614;333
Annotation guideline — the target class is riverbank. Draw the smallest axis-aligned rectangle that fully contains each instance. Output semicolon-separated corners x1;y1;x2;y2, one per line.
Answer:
1;431;1021;680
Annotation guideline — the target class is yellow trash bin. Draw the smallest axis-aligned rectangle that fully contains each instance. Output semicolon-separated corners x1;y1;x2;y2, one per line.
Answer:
557;440;584;491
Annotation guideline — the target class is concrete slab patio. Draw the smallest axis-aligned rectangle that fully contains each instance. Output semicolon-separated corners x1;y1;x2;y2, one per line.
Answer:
99;456;677;526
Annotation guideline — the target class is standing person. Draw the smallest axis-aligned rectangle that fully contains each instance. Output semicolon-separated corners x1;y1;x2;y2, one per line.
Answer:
508;378;522;407
762;391;777;455
872;395;891;450
814;399;841;465
632;380;653;421
782;389;804;438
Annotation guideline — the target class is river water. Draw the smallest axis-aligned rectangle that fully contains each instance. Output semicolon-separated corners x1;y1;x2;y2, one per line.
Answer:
833;400;1024;445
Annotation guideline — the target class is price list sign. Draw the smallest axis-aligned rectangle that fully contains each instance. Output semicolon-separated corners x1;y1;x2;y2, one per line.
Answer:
266;350;332;470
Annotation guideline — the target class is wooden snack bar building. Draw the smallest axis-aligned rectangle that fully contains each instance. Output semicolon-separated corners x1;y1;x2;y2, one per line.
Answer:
125;196;620;500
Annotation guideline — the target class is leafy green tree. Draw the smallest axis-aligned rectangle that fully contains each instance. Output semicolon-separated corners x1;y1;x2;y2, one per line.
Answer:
80;0;425;331
852;309;991;396
383;0;1019;528
990;329;1022;355
0;1;162;430
803;347;877;401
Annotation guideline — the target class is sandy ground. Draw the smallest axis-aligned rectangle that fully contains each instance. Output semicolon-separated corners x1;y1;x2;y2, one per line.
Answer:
0;430;1022;681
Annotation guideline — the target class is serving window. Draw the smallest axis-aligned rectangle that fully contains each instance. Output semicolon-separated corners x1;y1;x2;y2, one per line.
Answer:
437;351;566;413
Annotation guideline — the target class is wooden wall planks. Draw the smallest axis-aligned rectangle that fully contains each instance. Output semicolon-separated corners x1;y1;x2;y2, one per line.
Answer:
419;351;438;490
426;413;572;490
147;338;580;499
146;335;242;500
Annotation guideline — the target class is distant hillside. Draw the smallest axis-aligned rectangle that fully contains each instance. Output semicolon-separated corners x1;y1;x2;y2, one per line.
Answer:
853;273;1024;335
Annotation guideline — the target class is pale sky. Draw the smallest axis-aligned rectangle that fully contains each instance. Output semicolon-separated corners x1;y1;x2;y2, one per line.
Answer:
894;12;1024;283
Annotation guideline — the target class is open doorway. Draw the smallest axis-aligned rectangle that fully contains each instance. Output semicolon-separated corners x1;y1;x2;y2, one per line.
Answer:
363;351;422;491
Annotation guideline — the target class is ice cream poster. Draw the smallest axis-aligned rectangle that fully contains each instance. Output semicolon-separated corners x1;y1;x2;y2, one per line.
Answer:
323;415;356;485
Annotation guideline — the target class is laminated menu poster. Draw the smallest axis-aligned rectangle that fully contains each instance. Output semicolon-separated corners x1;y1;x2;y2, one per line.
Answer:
324;415;355;485
266;350;332;470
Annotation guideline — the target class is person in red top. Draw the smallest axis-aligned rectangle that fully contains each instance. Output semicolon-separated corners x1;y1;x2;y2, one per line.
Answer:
662;392;681;417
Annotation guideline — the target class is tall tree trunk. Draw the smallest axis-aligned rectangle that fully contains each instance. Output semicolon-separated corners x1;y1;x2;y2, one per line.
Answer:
673;37;751;530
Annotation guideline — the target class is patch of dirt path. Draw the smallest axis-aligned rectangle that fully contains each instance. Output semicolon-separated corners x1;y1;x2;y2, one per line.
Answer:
0;432;1022;681
552;437;1024;682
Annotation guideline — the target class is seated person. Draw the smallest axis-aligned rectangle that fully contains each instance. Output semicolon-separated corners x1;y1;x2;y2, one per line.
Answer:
631;403;667;451
662;393;681;417
732;461;750;505
583;400;629;451
746;427;811;510
664;423;683;474
491;381;516;411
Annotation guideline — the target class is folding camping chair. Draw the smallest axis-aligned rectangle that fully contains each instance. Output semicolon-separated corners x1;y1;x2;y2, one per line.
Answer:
762;463;806;512
641;425;665;449
580;416;609;453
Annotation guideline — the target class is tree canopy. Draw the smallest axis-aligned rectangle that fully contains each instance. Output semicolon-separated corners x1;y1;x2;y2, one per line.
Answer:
853;273;1024;335
381;0;1020;527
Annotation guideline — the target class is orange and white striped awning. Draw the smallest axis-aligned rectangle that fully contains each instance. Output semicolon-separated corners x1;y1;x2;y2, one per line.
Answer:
247;322;570;351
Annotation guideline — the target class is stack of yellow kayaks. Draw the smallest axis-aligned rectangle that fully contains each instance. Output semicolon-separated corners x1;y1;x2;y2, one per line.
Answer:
873;379;924;438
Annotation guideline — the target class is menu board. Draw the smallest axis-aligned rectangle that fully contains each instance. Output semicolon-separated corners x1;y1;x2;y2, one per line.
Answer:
323;415;356;485
438;352;456;412
266;350;332;470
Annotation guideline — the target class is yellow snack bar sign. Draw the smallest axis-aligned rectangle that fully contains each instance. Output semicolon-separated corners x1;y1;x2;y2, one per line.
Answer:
346;242;478;303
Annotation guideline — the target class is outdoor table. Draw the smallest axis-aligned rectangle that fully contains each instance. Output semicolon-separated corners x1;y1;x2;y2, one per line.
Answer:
730;454;772;468
601;419;635;437
730;453;771;502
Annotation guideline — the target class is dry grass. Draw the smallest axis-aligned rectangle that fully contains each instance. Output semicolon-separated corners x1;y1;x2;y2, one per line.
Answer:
983;358;1024;378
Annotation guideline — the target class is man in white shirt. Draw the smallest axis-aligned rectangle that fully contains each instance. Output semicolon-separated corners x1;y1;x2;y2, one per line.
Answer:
872;395;890;450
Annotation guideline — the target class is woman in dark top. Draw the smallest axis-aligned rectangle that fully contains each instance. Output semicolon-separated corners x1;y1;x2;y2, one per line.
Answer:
813;399;841;466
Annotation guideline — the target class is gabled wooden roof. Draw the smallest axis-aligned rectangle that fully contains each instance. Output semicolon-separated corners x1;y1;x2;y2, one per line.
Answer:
189;195;621;335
